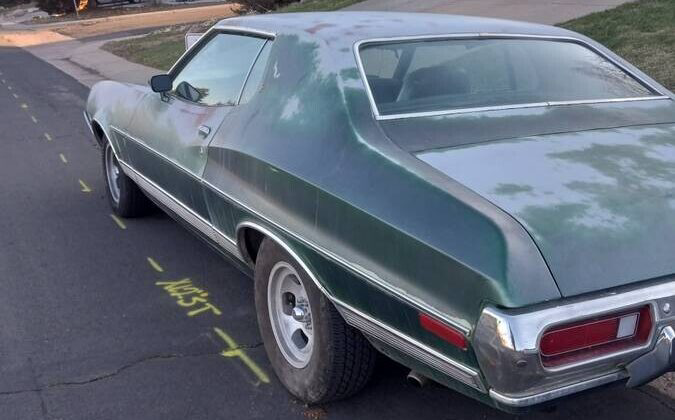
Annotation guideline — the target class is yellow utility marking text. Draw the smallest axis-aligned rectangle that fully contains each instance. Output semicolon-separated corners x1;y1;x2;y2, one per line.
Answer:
147;257;164;273
59;153;68;164
214;327;270;384
110;214;127;230
155;278;222;317
79;179;92;192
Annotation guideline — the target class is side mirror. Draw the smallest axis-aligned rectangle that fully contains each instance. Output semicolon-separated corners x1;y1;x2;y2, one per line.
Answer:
150;74;172;93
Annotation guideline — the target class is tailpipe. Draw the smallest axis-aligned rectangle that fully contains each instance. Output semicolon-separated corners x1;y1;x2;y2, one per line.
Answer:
406;370;429;387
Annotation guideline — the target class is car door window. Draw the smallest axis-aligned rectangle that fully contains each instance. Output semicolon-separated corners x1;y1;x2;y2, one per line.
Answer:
171;33;267;106
239;41;273;104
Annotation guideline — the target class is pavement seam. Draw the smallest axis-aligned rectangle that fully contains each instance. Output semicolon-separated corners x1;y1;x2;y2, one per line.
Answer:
0;349;258;397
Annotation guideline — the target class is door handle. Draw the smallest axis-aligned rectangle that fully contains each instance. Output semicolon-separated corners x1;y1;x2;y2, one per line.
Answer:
198;125;211;138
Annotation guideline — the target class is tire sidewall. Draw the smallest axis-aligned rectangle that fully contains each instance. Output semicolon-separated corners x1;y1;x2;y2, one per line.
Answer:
254;239;335;403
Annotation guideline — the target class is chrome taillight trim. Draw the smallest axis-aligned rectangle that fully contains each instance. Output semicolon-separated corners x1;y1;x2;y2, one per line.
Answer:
474;278;675;407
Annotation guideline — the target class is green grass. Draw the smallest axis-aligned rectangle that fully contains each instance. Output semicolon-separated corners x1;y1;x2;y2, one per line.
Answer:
101;0;364;71
560;0;675;91
101;21;217;71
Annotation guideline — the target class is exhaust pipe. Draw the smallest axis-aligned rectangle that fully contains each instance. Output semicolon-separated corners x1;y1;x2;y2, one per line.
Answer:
406;370;429;387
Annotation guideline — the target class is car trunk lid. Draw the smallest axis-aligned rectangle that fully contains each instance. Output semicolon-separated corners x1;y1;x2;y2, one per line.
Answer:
382;100;675;297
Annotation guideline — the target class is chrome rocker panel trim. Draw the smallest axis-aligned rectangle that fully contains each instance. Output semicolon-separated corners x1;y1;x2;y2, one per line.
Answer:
337;303;486;392
474;278;675;407
118;160;241;259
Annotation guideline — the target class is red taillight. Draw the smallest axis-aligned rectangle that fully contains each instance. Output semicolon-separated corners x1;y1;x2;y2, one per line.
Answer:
419;313;468;350
540;305;652;367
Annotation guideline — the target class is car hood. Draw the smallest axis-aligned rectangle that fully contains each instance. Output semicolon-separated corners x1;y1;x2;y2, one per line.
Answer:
416;122;675;297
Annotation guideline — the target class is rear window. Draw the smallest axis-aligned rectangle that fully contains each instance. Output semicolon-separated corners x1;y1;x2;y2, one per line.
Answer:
359;38;657;117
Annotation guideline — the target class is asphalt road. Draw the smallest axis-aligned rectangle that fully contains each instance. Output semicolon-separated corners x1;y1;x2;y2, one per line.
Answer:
0;45;673;420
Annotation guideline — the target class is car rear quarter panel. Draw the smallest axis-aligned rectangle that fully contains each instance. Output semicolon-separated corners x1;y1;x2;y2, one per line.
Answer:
202;32;560;370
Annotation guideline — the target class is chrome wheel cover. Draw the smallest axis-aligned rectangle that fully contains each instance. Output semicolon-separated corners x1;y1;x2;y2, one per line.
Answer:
267;261;314;368
105;144;121;204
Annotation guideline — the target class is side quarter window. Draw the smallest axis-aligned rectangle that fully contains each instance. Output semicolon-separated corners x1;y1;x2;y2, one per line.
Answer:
239;42;273;105
171;33;267;106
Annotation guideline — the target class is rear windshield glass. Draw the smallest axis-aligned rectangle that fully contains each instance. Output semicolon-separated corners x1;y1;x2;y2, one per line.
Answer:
359;39;656;116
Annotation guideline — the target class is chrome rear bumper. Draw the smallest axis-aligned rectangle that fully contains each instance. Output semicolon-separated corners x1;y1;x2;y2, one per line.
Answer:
474;278;675;408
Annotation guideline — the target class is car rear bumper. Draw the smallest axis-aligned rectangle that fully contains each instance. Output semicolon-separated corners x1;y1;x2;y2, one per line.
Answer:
474;278;675;408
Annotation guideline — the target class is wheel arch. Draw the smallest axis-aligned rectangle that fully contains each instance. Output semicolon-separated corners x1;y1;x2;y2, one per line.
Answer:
235;221;332;299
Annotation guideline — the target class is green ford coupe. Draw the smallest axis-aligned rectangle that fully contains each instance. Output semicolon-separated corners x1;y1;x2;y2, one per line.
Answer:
84;12;675;411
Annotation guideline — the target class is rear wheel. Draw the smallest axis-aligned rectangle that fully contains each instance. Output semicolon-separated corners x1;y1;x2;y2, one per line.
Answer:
254;238;377;403
102;141;151;217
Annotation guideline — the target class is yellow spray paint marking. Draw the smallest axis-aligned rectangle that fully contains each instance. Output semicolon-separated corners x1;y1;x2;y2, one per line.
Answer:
59;153;68;164
214;327;270;385
12;93;18;99
146;257;164;273
44;133;52;141
110;214;127;230
79;179;92;193
20;103;27;109
155;278;222;317
30;115;37;124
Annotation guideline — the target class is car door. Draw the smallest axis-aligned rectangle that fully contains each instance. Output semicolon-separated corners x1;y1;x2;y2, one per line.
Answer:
122;31;269;219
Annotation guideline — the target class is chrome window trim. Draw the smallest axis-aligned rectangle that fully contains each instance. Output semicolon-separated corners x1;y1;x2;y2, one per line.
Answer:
353;33;670;121
168;25;276;76
236;39;270;105
163;25;275;108
473;277;675;406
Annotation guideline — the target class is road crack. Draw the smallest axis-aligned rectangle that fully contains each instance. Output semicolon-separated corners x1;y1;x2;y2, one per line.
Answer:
0;350;234;397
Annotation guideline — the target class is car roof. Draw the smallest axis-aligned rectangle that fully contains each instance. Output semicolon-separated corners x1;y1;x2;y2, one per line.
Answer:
217;11;576;45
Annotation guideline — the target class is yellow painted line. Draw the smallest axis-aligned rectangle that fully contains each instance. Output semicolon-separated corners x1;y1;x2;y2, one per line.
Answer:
146;257;164;273
20;103;27;109
44;133;52;141
12;93;18;99
30;115;37;124
79;179;92;193
213;327;270;384
59;153;68;164
110;214;127;230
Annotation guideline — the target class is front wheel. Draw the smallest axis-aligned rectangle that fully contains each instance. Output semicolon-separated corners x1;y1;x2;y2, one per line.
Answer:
254;238;377;404
102;141;152;218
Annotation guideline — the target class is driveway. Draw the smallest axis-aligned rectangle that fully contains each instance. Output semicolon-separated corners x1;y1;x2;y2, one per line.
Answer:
344;0;633;24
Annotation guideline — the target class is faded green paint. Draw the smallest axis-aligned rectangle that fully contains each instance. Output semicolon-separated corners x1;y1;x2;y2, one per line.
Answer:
86;12;675;405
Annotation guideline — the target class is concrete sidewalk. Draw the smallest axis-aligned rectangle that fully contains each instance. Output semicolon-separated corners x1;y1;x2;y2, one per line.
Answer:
0;30;159;87
344;0;632;25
